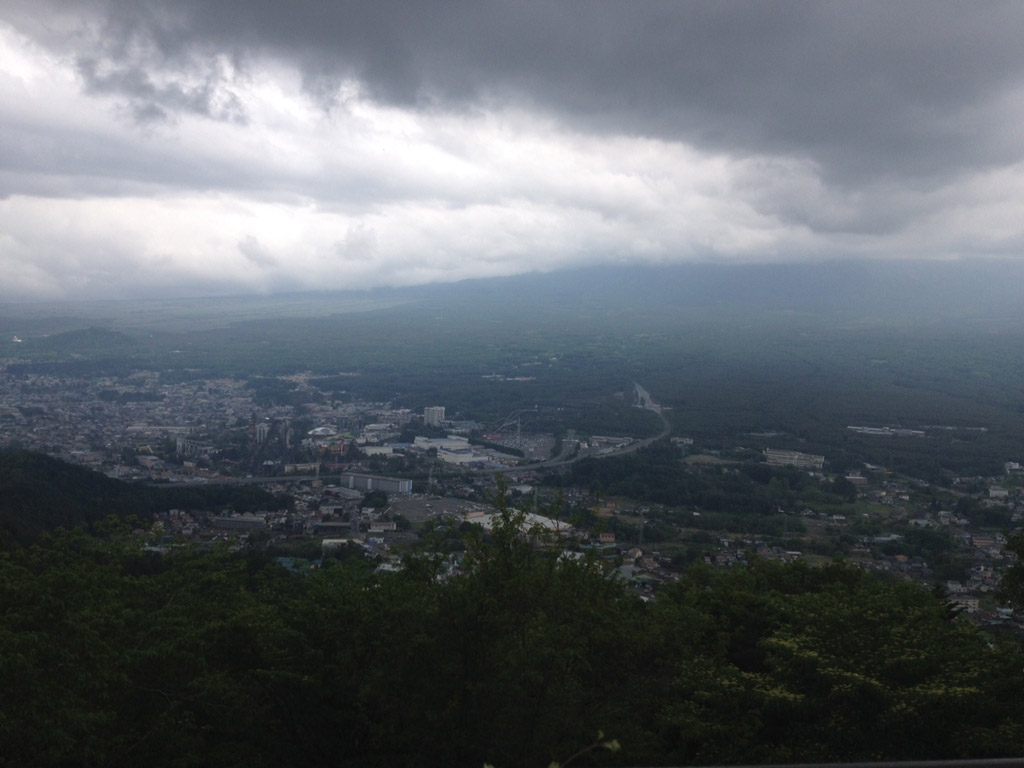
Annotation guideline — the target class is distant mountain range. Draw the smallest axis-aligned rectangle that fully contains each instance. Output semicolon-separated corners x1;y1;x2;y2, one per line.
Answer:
3;259;1024;340
416;259;1024;323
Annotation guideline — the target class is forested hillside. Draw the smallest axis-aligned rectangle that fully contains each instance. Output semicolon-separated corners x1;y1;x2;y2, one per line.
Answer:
4;502;1024;767
0;450;285;548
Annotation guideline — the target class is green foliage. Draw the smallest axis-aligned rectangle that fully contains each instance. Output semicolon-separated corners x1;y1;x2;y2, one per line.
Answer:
5;518;1024;767
361;489;389;509
649;560;1024;764
568;443;846;519
0;450;285;547
829;474;859;502
998;533;1024;610
0;450;157;544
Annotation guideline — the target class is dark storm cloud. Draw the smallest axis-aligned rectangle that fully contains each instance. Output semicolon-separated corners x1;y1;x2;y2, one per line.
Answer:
3;0;1023;302
15;0;1024;187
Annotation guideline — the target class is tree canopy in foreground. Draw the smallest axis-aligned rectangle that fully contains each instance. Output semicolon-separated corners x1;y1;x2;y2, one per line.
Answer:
4;506;1024;767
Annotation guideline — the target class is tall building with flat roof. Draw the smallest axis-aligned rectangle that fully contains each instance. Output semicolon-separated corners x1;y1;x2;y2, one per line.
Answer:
424;406;445;427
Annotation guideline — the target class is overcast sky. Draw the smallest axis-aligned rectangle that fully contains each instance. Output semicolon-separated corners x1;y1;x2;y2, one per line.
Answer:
2;1;1023;301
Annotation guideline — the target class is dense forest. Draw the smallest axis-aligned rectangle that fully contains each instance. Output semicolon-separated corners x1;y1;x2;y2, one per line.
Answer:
0;450;286;547
5;495;1024;767
562;439;857;511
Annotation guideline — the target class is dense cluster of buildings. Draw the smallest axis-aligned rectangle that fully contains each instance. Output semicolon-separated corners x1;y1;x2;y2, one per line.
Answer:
4;363;1023;626
0;368;517;478
0;371;258;470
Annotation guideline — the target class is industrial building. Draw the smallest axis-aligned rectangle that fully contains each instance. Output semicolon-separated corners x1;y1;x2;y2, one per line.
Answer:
764;448;825;470
339;472;413;495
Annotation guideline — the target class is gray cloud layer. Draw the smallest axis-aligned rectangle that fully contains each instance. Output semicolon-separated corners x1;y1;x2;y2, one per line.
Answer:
1;0;1023;300
28;1;1022;181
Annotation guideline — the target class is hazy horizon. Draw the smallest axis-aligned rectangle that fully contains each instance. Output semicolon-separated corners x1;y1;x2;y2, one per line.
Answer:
5;260;1024;345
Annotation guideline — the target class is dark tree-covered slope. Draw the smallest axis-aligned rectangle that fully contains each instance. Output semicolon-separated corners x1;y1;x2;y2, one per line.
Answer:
3;514;1024;767
0;450;158;545
0;450;283;548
